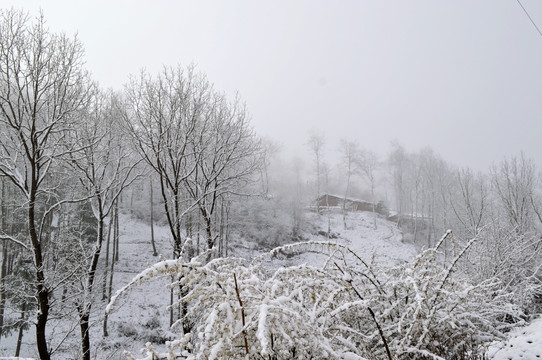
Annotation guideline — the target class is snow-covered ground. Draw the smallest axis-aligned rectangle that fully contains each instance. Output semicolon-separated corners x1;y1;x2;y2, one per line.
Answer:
0;212;175;359
2;210;541;359
486;316;542;359
231;210;416;269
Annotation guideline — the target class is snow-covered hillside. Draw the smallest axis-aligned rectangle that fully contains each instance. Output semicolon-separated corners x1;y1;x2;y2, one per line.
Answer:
486;316;542;359
231;210;417;269
2;210;541;359
104;210;416;359
0;213;175;359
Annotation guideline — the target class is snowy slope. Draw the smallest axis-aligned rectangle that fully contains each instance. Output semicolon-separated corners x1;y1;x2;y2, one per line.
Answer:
104;210;416;358
486;316;542;359
95;214;174;359
0;213;175;359
233;210;417;270
3;210;542;359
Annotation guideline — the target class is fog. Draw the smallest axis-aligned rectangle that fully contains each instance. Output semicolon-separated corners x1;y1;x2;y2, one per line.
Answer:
4;0;542;169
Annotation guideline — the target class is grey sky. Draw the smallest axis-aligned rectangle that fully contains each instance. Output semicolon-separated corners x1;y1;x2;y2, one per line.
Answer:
2;0;542;170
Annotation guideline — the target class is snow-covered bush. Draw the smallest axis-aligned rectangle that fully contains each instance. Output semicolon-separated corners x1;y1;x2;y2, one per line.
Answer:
108;233;519;360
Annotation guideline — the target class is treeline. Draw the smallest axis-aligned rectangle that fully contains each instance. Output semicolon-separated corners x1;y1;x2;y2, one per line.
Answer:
0;9;264;359
275;133;542;311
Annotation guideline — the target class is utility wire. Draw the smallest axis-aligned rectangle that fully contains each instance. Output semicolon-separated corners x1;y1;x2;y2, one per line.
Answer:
516;0;542;37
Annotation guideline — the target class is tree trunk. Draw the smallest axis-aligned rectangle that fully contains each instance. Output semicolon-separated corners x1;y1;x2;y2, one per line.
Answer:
0;179;7;345
225;204;230;257
174;192;182;258
205;215;213;251
169;274;174;328
219;200;224;257
150;179;157;256
15;304;25;357
114;200;120;262
80;311;91;360
30;185;51;360
196;220;200;256
102;220;112;301
371;185;377;230
104;200;119;337
0;239;8;345
79;196;105;360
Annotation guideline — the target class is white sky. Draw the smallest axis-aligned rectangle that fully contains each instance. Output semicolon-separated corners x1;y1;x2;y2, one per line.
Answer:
2;0;542;170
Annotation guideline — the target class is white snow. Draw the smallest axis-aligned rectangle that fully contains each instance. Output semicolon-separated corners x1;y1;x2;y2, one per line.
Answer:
258;210;417;269
486;316;542;359
3;210;542;359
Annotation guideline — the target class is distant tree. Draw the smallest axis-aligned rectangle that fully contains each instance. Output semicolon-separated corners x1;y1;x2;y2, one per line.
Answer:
307;131;326;214
260;138;280;195
450;168;488;240
339;139;359;229
357;149;379;229
388;141;408;222
0;10;91;359
491;152;537;234
290;156;307;238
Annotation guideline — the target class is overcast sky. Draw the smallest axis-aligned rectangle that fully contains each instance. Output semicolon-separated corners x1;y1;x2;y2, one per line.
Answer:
2;0;542;170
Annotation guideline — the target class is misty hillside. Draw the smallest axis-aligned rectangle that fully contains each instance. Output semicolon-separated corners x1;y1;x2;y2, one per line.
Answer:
0;209;413;358
4;208;542;359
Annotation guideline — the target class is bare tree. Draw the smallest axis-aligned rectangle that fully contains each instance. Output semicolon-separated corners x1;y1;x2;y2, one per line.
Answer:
260;138;280;195
67;91;140;360
0;10;91;359
491;152;537;235
388;141;408;223
308;131;326;214
124;65;221;334
183;94;263;253
123;65;210;258
450;168;488;240
339;139;359;229
357;148;379;229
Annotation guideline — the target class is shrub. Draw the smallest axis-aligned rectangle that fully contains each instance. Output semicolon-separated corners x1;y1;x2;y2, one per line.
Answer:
109;232;520;360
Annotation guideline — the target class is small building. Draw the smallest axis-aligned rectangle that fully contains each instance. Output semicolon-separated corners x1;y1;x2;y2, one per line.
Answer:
315;194;386;216
315;194;343;208
387;212;432;231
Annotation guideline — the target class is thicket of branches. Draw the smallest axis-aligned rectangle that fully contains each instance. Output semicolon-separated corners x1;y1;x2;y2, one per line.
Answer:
109;236;517;360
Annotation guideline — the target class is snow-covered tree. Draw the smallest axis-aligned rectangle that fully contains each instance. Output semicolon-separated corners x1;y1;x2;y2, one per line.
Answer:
183;93;263;254
123;65;210;258
66;90;140;360
0;10;92;359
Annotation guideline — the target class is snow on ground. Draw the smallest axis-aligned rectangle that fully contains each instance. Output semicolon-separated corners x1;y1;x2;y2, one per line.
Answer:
315;210;415;265
0;212;174;359
486;316;542;359
103;210;415;358
233;210;417;270
3;210;542;359
95;213;174;359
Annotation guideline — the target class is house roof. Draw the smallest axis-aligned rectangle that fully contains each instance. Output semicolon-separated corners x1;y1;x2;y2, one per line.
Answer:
316;193;371;204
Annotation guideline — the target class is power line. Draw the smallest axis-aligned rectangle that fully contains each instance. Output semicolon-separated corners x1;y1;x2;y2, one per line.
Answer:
516;0;542;37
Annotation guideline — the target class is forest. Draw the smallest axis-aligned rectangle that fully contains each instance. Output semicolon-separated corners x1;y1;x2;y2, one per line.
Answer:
1;8;542;360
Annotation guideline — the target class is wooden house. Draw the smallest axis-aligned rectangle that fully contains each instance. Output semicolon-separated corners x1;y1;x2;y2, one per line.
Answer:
315;194;385;215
